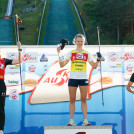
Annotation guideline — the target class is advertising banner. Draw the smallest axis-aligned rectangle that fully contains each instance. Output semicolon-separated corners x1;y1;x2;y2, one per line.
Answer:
0;45;134;134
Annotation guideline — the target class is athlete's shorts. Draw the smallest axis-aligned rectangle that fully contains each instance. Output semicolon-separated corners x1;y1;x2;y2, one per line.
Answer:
68;79;89;87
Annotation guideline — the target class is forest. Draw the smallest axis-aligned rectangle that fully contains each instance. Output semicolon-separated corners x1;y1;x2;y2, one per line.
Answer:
74;0;134;45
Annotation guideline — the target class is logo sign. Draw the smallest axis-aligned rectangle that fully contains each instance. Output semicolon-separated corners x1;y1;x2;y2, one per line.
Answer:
22;52;38;63
1;92;5;96
108;63;122;72
40;54;48;62
6;68;20;74
7;65;20;69
9;89;19;100
24;79;37;86
0;62;4;69
99;77;113;84
108;52;118;61
76;53;83;59
125;63;134;73
120;52;134;61
7;52;17;59
7;80;19;85
108;52;134;62
29;65;36;72
43;69;69;86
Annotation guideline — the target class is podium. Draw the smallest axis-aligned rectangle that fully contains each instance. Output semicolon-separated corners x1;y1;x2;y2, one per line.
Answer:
44;126;112;134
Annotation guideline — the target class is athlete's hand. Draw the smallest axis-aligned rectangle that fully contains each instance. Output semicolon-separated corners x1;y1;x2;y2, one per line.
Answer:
17;41;22;51
57;45;61;54
96;52;102;58
17;41;21;48
60;38;69;50
96;52;102;61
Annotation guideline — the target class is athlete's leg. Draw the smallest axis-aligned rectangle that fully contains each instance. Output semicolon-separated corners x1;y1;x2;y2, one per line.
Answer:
68;86;77;119
0;90;6;131
79;85;88;120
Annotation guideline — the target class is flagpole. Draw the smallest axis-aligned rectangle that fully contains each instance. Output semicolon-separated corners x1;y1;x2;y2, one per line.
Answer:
15;14;23;92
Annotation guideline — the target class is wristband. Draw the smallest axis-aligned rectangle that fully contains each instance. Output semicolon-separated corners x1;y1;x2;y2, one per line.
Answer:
59;56;64;62
18;48;22;51
97;58;100;61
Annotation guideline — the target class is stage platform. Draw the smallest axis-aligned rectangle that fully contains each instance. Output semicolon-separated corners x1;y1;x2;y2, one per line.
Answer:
44;126;112;134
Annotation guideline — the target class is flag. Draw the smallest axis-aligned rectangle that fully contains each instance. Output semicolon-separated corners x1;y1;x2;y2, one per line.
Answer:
15;14;22;26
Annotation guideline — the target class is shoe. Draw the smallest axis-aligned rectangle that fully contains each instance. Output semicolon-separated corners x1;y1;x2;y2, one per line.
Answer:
82;119;91;126
67;119;76;126
0;130;3;134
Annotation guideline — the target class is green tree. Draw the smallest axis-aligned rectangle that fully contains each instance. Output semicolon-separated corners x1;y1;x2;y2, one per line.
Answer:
75;0;134;44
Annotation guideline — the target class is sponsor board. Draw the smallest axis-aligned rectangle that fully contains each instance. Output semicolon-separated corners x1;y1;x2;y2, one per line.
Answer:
1;46;134;134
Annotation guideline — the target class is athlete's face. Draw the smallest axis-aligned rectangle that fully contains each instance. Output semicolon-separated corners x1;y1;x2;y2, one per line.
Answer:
75;37;85;48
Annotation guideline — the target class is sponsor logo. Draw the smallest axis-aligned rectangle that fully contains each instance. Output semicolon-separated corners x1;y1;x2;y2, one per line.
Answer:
85;80;88;84
99;77;113;84
7;66;19;69
0;62;4;69
120;53;134;61
109;52;118;61
6;66;20;74
124;78;130;81
29;65;36;72
0;75;3;78
76;53;83;59
9;89;19;100
8;80;19;85
22;53;37;62
44;69;48;72
8;53;17;59
40;54;48;62
126;64;133;72
1;92;5;96
43;69;69;86
15;65;20;67
24;79;37;86
116;63;122;66
44;64;48;67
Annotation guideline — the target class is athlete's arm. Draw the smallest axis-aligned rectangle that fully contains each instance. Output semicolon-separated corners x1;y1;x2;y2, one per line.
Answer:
89;60;99;69
59;59;70;68
57;47;70;68
88;52;100;69
12;42;22;65
126;73;134;94
126;81;134;94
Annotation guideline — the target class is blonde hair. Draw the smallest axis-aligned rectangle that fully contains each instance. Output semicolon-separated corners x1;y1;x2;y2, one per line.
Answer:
73;34;85;44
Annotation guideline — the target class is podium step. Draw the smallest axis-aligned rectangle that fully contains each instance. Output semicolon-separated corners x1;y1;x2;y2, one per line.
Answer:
44;126;112;134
